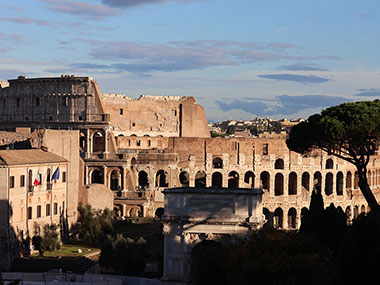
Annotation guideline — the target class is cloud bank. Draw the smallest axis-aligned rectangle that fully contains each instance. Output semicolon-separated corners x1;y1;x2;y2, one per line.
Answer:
257;74;331;84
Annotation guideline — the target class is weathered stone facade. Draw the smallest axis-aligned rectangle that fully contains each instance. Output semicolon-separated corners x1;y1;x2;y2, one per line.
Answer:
0;75;378;232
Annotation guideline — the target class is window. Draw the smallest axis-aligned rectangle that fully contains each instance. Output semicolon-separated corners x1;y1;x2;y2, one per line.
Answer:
54;202;58;215
20;175;25;187
9;176;15;188
62;201;65;212
37;205;42;218
137;140;141;146
27;207;32;219
36;97;40;106
148;140;151;147
78;116;83;120
46;204;51;216
120;108;123;115
16;98;20;107
263;144;269;155
62;171;67;183
132;122;135;127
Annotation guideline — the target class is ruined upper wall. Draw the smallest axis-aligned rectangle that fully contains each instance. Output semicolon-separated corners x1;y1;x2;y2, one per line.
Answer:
0;75;107;126
102;94;210;138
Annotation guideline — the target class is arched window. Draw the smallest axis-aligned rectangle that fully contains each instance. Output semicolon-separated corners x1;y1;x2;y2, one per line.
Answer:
288;172;297;195
302;172;310;191
346;171;352;189
274;173;284;196
138;171;149;188
212;172;223;187
228;171;239;188
156;170;168;187
336;172;343;195
195;171;206;187
260;171;270;191
93;132;105;153
325;173;333;195
288;208;297;229
91;169;103;184
313;172;322;189
326;158;333;169
179;171;190;187
354;172;359;189
244;171;255;188
274;159;284;169
212;157;223;169
110;170;121;190
274;208;283;228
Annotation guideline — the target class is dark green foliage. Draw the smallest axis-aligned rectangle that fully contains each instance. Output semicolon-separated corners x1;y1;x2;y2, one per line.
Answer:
99;234;146;276
32;223;60;256
77;203;114;243
339;213;380;284
32;235;43;256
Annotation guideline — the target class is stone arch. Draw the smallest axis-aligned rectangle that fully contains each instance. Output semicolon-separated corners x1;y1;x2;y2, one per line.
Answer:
346;171;352;189
195;171;206;187
91;168;103;184
179;171;190;187
156;170;168;187
130;157;137;170
301;207;308;219
274;173;284;196
336;172;343;195
353;205;359;219
260;171;270;191
244;171;255;188
228;171;239;188
93;131;104;152
263;207;272;225
79;131;86;152
288;172;297;195
212;172;223;187
110;169;121;190
129;207;141;217
288;208;297;229
274;158;284;169
360;205;366;214
345;206;352;224
301;172;310;191
138;170;149;188
325;173;333;195
354;171;359;189
326;158;333;169
212;157;223;169
273;208;283;228
368;171;372;187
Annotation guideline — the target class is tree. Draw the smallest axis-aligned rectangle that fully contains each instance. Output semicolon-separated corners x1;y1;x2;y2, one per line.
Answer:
286;100;380;228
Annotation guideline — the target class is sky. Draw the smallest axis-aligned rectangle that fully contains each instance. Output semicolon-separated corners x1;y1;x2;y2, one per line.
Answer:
0;0;379;121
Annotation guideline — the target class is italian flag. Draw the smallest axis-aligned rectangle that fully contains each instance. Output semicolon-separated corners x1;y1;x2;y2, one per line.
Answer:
33;169;41;186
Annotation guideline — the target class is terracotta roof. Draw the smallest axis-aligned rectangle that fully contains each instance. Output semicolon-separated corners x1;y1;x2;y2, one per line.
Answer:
0;149;67;166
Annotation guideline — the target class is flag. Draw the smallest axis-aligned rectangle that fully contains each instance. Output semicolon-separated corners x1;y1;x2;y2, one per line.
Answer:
33;169;41;186
52;167;60;181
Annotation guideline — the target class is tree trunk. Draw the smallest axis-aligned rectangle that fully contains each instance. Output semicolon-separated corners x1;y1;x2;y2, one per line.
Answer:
357;167;380;233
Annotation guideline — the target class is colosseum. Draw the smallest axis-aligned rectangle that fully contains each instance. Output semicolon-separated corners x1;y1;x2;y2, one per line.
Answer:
0;75;378;230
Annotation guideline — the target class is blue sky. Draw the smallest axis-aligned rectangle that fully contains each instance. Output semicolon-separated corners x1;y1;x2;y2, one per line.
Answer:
0;0;379;121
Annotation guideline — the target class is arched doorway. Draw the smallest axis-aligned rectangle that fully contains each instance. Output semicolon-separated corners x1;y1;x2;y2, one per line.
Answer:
273;208;283;228
346;171;352;189
288;208;297;229
110;169;121;190
325;173;333;195
93;132;104;152
302;172;310;191
260;171;270;191
326;159;333;169
274;158;284;169
195;171;206;187
288;172;297;195
336;172;343;195
244;171;255;188
91;169;103;184
228;171;239;188
179;171;190;187
212;172;223;187
138;171;149;188
212;157;223;169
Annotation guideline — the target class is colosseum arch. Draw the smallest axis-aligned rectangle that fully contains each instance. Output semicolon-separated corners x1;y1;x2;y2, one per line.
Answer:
274;173;284;196
195;171;206;187
325;173;333;195
353;206;359;219
345;206;352;224
273;208;283;228
354;172;359;189
368;171;372;187
274;158;284;169
79;131;86;152
288;208;297;229
228;171;239;188
360;205;366;214
110;169;121;190
326;158;333;169
212;172;223;187
179;171;190;187
92;131;104;153
212;157;223;169
138;170;149;188
244;171;255;188
301;172;310;191
288;172;297;195
313;172;322;188
336;172;343;195
156;170;168;187
260;171;270;191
